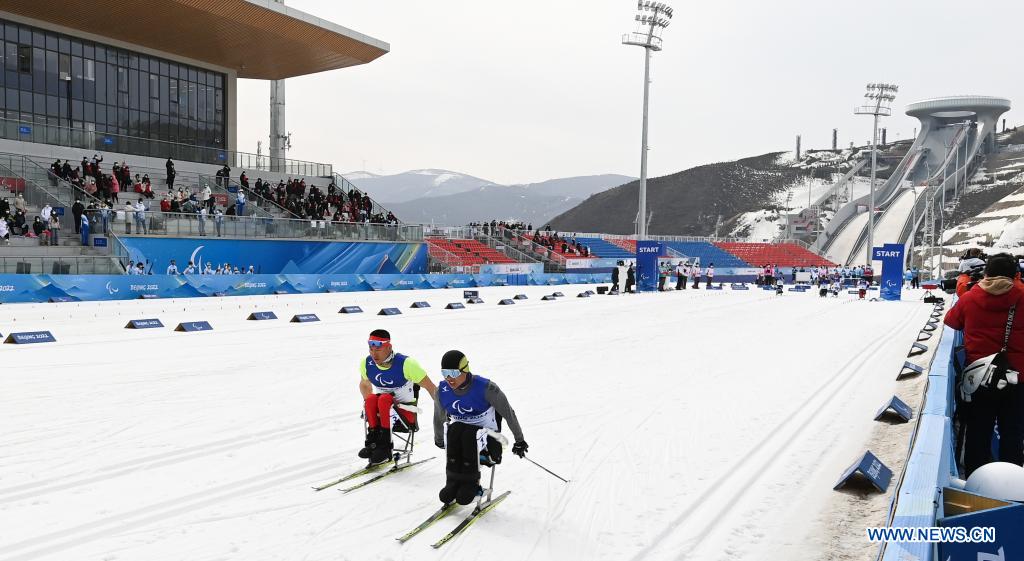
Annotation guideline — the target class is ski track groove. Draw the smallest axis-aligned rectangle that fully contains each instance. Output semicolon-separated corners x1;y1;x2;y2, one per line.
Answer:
0;414;351;504
623;304;922;561
0;454;342;561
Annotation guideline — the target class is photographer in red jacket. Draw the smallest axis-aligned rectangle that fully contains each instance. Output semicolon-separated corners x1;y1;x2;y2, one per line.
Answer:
944;253;1024;476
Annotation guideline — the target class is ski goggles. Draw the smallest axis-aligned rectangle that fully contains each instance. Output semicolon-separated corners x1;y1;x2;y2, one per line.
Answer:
441;368;464;379
367;338;390;348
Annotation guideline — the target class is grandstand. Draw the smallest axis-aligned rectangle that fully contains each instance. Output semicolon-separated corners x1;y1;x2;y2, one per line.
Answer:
662;241;750;268
574;237;634;259
426;238;517;270
715;242;835;267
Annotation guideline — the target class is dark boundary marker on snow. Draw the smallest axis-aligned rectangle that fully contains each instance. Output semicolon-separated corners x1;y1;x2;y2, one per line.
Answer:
4;331;56;344
514;294;529;300
498;299;515;305
542;295;557;301
463;290;479;299
378;308;402;316
175;321;212;332
445;302;465;309
48;296;76;303
410;301;431;308
339;306;363;314
248;312;278;321
274;290;290;295
908;342;928;357
834;451;892;493
874;396;913;423
466;297;484;304
291;314;320;322
138;293;159;299
552;292;565;297
708;285;723;290
211;292;226;297
917;331;933;342
731;284;749;290
126;319;164;329
898;361;925;379
577;292;590;298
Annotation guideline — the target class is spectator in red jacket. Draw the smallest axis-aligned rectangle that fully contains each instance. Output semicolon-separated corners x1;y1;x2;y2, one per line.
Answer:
944;253;1024;476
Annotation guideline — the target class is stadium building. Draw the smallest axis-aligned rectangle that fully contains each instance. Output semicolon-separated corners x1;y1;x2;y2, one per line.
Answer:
0;0;388;169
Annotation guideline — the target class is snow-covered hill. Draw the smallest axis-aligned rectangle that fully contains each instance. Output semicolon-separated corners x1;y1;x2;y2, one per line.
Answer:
344;170;633;225
341;169;499;203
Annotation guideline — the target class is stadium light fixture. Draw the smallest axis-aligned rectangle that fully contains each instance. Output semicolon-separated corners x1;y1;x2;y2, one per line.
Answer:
854;82;898;266
623;0;672;240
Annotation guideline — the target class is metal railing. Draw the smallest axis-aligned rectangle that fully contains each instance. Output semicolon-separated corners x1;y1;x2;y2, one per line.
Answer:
0;159;68;211
104;210;423;242
332;173;400;224
0;255;121;274
0;117;333;177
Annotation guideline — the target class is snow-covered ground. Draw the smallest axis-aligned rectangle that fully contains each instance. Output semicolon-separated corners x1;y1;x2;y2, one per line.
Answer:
0;285;933;561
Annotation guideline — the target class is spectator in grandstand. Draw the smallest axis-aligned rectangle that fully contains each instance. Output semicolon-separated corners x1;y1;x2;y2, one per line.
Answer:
134;200;148;235
160;195;172;213
944;253;1024;477
40;203;52;226
13;193;26;215
183;261;196;275
47;212;59;246
12;209;26;236
239;171;249;189
214;207;224;237
198;206;208;236
676;261;687;290
166;158;176;189
202;183;213;210
31;216;45;238
72;199;85;234
166;260;179;275
236;190;247;217
706;263;715;288
203;262;213;275
123;201;134;234
100;202;111;235
135;262;146;275
0;216;9;244
79;212;89;246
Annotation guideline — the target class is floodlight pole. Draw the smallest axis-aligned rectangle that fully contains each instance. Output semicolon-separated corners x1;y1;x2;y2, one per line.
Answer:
854;83;897;266
623;2;672;241
638;46;651;239
867;110;879;266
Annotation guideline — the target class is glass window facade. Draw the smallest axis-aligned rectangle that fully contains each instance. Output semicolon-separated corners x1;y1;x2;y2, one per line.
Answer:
0;17;226;152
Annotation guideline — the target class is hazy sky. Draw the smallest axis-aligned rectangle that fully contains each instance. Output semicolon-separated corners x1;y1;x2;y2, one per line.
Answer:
235;0;1021;185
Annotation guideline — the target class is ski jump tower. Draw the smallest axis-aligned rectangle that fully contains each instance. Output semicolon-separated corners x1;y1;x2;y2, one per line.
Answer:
905;96;1011;196
816;95;1010;266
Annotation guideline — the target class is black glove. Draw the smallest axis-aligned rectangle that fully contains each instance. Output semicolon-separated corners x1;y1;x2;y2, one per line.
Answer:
512;441;528;458
435;440;445;450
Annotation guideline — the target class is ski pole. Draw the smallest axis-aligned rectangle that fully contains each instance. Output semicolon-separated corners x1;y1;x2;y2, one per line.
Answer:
523;455;570;483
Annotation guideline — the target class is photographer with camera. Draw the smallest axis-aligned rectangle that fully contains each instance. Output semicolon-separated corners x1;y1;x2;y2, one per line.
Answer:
944;253;1024;476
956;248;990;296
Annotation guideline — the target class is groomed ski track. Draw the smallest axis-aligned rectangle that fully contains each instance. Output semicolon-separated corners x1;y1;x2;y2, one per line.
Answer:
0;285;932;561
